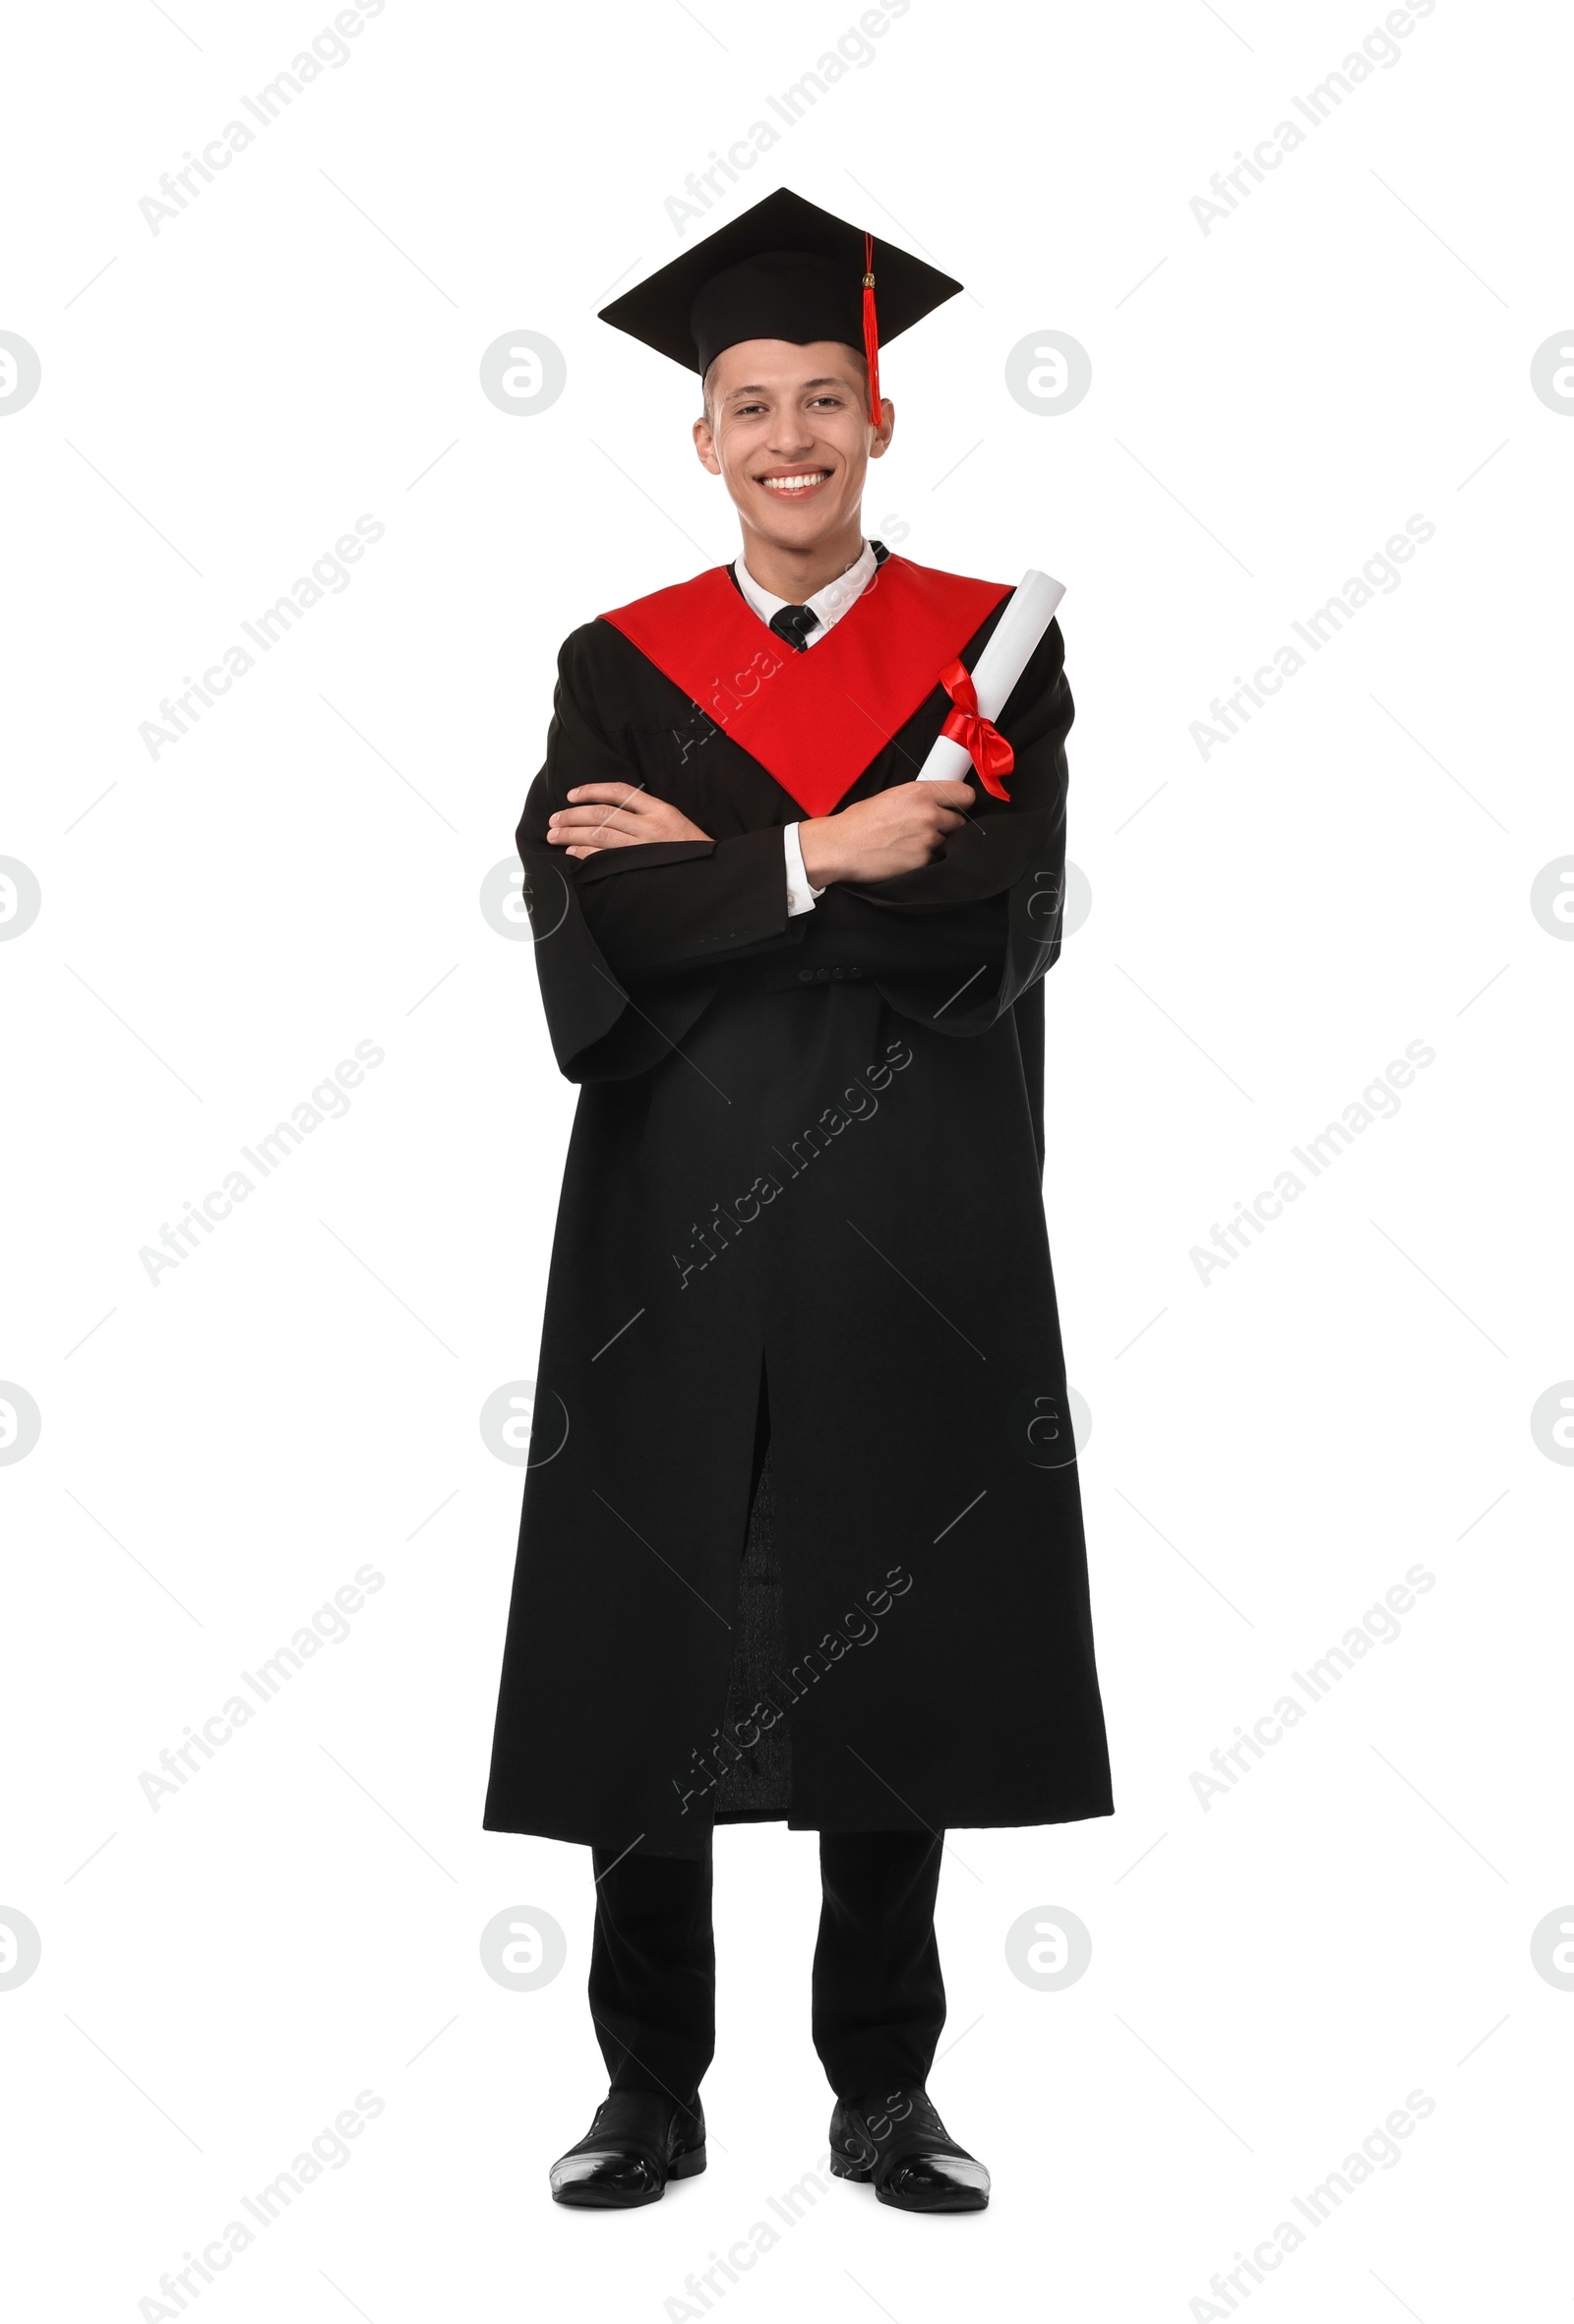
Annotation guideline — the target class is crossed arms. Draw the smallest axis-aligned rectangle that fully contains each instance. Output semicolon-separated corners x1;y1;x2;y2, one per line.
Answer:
519;619;1074;1079
547;776;976;888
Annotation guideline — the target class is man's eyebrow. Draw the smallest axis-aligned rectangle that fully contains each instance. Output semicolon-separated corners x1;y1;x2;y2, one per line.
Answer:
722;376;854;401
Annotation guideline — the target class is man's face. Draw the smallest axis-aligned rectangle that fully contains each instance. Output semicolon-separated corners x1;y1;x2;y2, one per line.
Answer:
693;339;892;551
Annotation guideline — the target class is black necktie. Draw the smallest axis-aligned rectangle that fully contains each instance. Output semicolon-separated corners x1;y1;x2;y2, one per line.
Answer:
768;602;819;653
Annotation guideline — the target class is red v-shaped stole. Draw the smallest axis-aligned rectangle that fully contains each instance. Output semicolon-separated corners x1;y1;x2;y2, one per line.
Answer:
599;555;1011;817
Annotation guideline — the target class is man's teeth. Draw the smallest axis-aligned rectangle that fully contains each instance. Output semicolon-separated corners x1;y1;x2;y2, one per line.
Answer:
760;473;827;493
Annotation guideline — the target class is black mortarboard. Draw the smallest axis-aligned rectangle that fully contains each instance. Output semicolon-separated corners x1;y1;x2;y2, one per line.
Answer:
597;187;962;423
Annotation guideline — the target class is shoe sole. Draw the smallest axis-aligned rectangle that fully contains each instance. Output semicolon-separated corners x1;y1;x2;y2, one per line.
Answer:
551;2147;706;2208
875;2181;989;2213
831;2148;989;2211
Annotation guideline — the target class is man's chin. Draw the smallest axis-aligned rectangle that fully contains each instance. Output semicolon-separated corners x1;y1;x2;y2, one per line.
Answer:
740;493;856;552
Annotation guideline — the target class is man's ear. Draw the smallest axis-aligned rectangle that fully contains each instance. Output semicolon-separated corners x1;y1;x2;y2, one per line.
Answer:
869;398;895;460
693;413;722;475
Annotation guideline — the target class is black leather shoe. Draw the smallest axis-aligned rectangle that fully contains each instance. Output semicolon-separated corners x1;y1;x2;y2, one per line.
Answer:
550;2089;706;2208
828;2087;990;2212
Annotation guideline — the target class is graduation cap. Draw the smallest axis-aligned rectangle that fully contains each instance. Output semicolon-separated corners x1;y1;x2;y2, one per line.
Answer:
597;187;962;425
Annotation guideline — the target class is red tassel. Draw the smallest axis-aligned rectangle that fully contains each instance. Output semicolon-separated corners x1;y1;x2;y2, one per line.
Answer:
861;229;880;428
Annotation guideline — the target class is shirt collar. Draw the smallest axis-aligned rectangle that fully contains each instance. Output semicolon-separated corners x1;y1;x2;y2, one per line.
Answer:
732;537;878;646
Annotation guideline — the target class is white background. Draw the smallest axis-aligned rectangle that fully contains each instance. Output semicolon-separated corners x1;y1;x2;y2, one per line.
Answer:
3;1;1571;2317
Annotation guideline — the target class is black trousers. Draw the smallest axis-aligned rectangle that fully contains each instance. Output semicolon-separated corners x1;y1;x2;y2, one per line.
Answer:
588;1378;944;2106
588;1827;946;2106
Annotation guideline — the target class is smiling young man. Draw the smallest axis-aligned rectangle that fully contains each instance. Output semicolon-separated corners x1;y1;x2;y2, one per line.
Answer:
484;188;1113;2215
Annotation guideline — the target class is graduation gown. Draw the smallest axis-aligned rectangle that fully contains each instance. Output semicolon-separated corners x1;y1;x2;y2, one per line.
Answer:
483;551;1113;1861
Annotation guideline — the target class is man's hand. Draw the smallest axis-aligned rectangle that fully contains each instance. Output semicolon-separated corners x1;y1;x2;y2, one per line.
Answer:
797;780;975;887
547;783;713;858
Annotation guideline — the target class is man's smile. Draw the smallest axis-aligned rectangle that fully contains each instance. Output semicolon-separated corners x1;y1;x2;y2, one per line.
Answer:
756;467;832;495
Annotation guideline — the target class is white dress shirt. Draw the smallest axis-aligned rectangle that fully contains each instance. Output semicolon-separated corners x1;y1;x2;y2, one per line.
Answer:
732;539;879;917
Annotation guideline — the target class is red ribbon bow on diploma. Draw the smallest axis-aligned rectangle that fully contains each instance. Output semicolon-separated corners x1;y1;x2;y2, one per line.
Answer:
938;659;1014;799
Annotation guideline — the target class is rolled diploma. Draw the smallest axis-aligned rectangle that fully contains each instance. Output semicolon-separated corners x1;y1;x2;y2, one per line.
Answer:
915;568;1065;781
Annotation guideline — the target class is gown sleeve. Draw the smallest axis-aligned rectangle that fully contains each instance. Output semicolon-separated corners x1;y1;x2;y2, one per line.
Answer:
768;617;1075;1038
521;615;1075;1075
518;627;797;1082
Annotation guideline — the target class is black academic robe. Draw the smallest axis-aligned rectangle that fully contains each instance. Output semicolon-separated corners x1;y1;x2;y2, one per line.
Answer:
483;552;1113;1861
